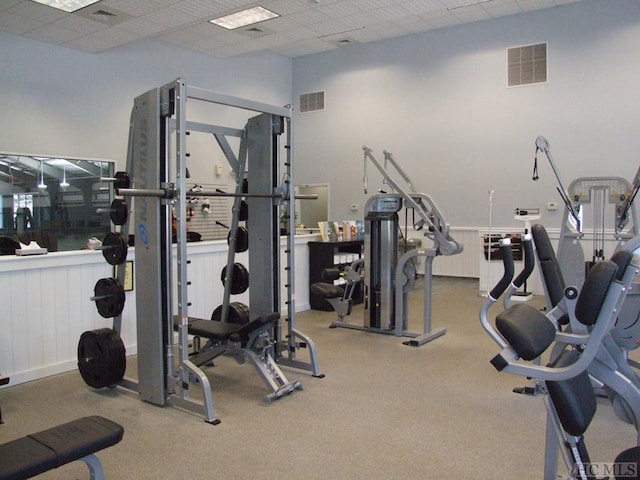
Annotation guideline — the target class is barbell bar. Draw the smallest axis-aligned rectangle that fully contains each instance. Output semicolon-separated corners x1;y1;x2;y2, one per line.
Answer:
116;187;318;200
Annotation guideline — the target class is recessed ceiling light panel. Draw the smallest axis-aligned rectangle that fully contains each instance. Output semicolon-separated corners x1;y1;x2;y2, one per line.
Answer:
209;6;279;30
29;0;102;13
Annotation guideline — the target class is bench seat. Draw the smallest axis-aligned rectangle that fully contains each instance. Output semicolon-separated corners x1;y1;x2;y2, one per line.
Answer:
0;416;123;480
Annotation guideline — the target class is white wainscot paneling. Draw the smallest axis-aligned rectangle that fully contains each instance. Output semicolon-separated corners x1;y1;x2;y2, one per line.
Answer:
0;235;316;387
404;227;481;279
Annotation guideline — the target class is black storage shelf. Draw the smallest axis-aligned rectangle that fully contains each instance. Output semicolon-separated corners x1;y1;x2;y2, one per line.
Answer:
308;240;364;311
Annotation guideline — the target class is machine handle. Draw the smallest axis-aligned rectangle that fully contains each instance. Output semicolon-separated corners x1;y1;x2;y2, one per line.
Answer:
489;239;514;300
512;235;535;289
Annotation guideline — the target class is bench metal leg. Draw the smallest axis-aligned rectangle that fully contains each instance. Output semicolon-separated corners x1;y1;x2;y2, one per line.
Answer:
244;349;302;402
81;453;105;480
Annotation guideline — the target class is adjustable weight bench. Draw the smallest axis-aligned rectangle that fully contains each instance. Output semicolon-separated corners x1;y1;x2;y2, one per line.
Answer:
0;416;123;480
178;312;303;402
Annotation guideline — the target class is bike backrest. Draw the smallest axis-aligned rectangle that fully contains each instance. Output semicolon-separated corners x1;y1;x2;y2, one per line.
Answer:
531;224;568;324
574;260;618;327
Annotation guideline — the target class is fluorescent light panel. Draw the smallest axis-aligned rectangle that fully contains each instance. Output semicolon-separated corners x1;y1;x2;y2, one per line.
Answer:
209;6;279;30
29;0;101;13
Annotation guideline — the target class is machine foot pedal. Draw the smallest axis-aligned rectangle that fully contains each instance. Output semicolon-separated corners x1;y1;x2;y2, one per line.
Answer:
512;386;538;396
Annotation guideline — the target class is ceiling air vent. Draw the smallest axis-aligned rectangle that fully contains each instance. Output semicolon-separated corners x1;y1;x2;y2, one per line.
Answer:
92;10;116;19
507;42;547;87
299;91;325;113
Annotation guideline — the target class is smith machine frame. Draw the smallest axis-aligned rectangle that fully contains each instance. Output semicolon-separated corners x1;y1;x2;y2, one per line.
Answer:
107;78;321;423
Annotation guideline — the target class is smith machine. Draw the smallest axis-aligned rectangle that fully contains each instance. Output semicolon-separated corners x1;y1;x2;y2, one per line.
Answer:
77;78;322;424
330;146;463;346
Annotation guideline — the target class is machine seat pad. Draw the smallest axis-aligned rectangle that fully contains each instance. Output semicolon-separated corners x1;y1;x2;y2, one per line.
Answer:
185;317;242;340
0;416;123;480
495;303;557;361
182;313;280;345
546;349;596;437
311;282;344;299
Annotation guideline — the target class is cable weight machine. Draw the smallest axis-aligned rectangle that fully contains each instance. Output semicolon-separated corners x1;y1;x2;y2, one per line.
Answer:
331;146;463;346
533;135;640;288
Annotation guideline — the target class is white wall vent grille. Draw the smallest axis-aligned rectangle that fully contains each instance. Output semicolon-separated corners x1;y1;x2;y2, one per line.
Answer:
299;91;325;113
507;43;547;87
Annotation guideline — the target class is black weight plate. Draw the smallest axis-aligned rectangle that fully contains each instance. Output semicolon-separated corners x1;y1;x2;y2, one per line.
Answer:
220;263;249;295
77;328;126;389
114;171;131;190
211;302;250;325
109;199;128;225
102;231;128;266
239;200;248;221
94;277;125;318
227;226;248;253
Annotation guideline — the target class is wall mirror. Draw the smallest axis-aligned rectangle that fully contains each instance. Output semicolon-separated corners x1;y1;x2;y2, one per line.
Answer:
295;184;329;231
0;153;114;252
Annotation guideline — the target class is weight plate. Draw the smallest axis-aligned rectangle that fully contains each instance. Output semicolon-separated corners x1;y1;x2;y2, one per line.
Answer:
239;200;248;221
220;263;250;294
77;328;126;389
227;226;248;253
211;302;250;325
114;171;130;191
94;277;125;318
102;231;128;266
109;198;128;226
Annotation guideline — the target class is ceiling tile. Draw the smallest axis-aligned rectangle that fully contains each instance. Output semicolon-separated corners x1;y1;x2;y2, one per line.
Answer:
0;11;46;34
0;0;587;58
25;22;81;42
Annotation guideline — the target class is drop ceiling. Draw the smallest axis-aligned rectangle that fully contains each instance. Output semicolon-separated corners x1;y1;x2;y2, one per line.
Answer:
0;0;584;59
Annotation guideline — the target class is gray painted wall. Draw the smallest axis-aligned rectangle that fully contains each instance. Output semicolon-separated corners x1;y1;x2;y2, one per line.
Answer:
292;0;640;230
0;32;292;169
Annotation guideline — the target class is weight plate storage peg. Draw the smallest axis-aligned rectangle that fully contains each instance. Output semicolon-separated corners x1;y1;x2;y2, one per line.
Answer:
220;263;250;294
211;302;250;325
92;277;125;318
109;198;128;225
102;231;128;266
77;328;126;389
114;171;131;191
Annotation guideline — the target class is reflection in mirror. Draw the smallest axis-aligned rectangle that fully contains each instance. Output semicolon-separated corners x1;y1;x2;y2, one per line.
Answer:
295;184;329;232
0;154;114;252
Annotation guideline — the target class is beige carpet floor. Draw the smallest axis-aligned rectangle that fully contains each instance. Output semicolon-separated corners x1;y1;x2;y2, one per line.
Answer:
0;277;636;479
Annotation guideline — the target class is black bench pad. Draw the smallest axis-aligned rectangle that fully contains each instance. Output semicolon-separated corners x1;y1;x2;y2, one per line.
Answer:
176;313;280;344
311;282;344;299
0;416;123;480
